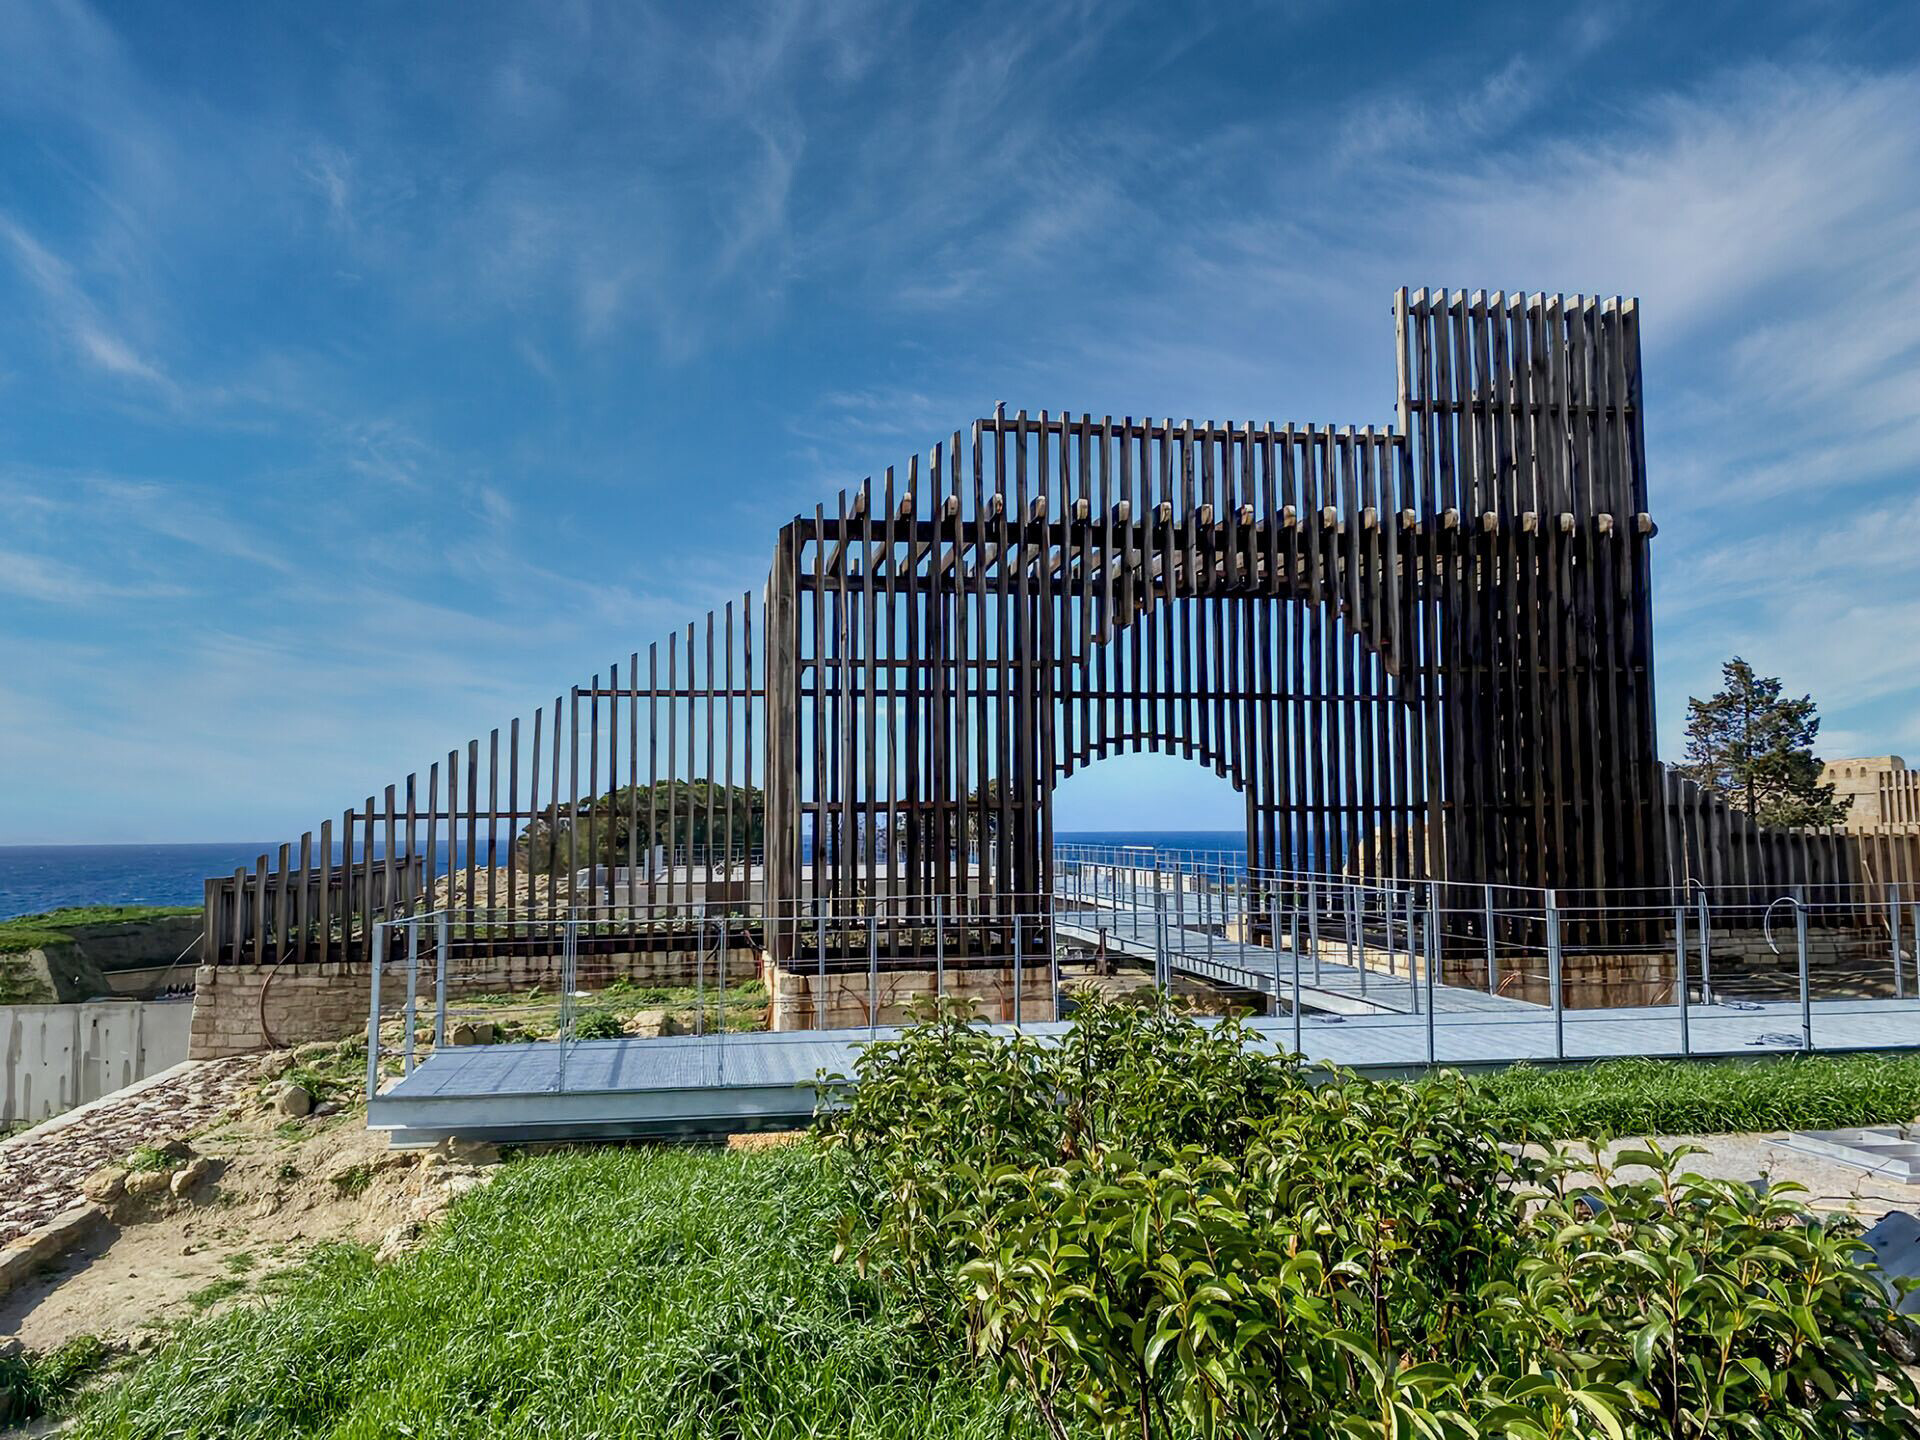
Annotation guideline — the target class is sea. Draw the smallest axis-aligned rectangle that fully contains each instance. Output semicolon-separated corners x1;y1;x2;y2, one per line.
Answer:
0;832;1249;920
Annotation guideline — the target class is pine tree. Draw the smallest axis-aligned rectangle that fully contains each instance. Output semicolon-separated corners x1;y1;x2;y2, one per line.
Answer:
1682;657;1848;828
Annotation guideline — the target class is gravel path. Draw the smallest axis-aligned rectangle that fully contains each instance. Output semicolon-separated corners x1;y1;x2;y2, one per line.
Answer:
0;1057;261;1248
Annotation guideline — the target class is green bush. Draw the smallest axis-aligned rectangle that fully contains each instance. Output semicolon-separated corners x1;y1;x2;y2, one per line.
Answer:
568;1008;625;1040
824;996;1920;1439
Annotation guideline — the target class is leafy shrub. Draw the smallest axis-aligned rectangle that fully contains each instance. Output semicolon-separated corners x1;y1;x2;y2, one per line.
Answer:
570;1008;625;1040
824;995;1920;1439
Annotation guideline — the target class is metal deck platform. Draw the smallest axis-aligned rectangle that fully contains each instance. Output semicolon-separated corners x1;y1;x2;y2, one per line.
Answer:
367;997;1920;1146
1053;902;1532;1016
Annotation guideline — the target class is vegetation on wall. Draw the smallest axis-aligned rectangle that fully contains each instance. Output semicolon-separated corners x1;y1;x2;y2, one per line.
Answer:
0;906;199;957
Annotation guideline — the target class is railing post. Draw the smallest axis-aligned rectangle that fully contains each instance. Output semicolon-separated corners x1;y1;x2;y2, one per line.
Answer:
717;916;729;1081
1696;889;1713;1005
1289;895;1303;1054
1424;880;1438;1064
867;910;878;1040
1406;887;1420;1015
1013;911;1023;1028
1384;885;1398;979
1674;901;1690;1056
1050;905;1061;1021
433;909;449;1048
1307;875;1322;984
1344;883;1358;979
1204;869;1217;968
935;895;946;1000
1795;887;1812;1051
1154;890;1168;991
1545;888;1564;1061
698;913;714;1036
403;916;419;1077
815;895;828;1032
365;921;385;1101
1483;883;1499;995
1891;884;1905;1000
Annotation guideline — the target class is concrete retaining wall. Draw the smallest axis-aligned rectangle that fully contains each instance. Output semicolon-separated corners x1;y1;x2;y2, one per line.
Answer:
1;1000;194;1126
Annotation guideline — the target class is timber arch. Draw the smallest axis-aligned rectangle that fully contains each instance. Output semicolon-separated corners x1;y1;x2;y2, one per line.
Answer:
765;290;1662;931
203;288;1752;969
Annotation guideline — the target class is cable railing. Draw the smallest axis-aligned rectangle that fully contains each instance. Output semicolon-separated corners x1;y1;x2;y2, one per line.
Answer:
360;860;1920;1101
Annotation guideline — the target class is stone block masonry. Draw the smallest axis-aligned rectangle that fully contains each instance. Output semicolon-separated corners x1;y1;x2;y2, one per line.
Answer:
762;954;1055;1031
188;946;717;1059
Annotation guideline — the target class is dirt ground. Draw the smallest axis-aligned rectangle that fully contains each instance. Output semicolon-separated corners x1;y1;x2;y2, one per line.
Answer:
0;1052;491;1357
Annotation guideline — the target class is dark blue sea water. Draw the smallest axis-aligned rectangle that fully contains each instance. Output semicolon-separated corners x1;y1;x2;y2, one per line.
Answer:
0;845;284;919
0;832;1248;920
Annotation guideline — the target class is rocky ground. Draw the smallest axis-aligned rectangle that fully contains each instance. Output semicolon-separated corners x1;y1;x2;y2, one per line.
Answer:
0;1060;259;1251
0;1041;501;1360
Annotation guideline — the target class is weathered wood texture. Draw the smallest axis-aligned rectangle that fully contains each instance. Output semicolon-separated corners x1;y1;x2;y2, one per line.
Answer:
203;289;1880;967
762;290;1664;951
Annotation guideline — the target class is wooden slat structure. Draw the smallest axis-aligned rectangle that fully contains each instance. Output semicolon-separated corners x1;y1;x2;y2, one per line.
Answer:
203;288;1913;968
762;289;1666;952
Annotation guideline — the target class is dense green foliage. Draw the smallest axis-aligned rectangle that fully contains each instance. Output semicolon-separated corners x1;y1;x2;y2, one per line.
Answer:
0;904;198;955
823;998;1920;1439
1682;656;1846;826
1477;1052;1920;1140
71;1145;1017;1440
62;1004;1920;1438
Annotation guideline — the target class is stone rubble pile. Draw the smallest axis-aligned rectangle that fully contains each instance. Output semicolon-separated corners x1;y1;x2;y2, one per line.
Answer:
0;1057;259;1248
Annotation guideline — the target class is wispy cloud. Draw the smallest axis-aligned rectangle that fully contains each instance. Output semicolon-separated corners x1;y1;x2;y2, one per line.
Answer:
0;213;176;394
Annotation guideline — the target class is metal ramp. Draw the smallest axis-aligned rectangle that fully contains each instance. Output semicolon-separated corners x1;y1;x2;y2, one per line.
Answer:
368;999;1920;1147
1784;1125;1920;1184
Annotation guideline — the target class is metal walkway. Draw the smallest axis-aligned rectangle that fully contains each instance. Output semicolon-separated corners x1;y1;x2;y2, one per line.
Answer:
367;997;1920;1146
1052;900;1532;1016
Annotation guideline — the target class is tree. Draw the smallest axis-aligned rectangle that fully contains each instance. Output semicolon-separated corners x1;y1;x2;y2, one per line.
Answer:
518;779;765;875
1682;657;1848;828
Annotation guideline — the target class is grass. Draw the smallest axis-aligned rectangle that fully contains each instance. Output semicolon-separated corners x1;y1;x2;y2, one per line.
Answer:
72;1144;1023;1440
0;905;199;955
1476;1051;1920;1139
185;1278;248;1312
1;1334;111;1425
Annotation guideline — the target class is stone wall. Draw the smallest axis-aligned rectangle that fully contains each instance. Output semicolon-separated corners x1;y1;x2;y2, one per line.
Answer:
1446;927;1898;1009
188;945;718;1058
763;955;1054;1031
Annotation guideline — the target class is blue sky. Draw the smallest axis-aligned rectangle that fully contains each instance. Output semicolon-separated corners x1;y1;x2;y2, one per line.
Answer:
4;0;1920;843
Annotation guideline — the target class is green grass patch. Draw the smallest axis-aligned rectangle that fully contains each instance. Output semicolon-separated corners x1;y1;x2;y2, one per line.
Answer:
0;906;198;955
71;1145;1023;1440
124;1144;180;1174
1;1334;111;1425
328;1164;375;1198
1476;1051;1920;1139
185;1278;248;1312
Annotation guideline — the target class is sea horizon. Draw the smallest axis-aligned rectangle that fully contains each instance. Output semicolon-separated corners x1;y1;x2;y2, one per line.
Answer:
0;831;1250;920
